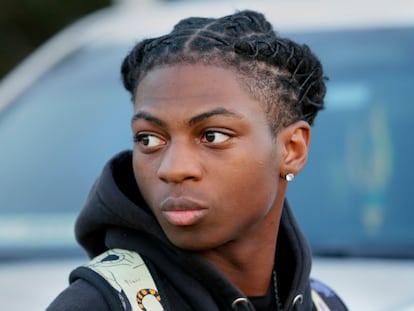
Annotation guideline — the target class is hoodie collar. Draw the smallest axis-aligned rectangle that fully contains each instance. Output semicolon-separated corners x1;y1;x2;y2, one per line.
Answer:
275;201;313;310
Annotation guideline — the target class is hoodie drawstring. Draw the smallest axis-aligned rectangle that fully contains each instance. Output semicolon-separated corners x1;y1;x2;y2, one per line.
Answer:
231;297;255;311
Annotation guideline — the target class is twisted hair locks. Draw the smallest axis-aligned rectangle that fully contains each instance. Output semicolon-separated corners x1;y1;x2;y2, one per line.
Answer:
121;10;327;133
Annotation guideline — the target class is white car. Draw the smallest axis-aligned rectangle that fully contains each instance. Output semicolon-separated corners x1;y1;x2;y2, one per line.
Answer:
1;0;414;310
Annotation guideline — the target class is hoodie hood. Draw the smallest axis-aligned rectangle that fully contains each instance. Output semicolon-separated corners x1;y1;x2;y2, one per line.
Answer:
75;150;165;258
75;150;313;310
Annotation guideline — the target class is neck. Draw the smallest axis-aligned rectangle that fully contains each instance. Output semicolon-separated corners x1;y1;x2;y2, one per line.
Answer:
200;186;287;296
200;213;281;296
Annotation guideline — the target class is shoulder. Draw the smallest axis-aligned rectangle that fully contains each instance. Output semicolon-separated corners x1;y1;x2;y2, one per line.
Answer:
45;278;110;311
69;248;165;311
310;278;349;311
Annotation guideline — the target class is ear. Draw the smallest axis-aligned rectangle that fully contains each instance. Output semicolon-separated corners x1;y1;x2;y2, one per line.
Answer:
278;120;311;178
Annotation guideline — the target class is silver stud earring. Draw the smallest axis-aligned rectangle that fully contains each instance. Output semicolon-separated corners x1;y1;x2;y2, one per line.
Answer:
285;173;295;182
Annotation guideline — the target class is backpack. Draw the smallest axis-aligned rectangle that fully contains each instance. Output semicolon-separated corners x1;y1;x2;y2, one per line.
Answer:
70;248;347;311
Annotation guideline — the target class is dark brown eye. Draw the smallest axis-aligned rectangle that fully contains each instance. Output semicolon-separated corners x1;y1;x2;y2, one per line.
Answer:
205;132;216;142
201;131;231;144
134;133;165;148
140;136;150;145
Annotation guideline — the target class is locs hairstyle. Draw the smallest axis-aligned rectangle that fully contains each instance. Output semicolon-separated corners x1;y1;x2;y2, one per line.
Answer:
121;10;327;133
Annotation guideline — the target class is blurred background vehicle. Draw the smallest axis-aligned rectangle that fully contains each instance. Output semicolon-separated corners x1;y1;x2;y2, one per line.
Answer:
0;0;111;79
1;0;414;310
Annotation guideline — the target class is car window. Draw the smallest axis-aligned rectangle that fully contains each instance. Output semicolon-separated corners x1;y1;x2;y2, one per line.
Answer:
0;44;133;256
1;27;413;259
286;27;414;258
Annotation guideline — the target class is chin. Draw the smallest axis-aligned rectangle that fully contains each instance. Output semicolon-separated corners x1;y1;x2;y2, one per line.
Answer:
166;231;220;252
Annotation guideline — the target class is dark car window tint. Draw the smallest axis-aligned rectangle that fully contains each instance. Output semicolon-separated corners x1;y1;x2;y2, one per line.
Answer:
287;27;414;258
1;28;413;259
0;45;132;253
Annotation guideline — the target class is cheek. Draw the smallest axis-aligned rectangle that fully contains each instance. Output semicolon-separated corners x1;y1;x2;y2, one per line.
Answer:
235;143;280;182
221;149;280;206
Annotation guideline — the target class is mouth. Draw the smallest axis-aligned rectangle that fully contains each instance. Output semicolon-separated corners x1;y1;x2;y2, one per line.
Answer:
160;197;209;226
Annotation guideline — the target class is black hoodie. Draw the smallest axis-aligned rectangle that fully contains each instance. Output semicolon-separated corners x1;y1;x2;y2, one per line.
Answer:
46;151;343;311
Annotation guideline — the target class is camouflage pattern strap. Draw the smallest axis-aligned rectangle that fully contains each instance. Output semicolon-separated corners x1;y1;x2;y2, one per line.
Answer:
85;248;164;311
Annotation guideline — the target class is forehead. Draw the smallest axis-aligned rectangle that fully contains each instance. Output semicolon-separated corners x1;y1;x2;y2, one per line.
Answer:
134;64;257;111
132;64;273;130
137;64;239;95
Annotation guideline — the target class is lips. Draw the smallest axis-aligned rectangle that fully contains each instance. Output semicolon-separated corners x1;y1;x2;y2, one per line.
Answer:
160;197;208;226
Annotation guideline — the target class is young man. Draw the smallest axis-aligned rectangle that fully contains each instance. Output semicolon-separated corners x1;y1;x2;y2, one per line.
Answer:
47;10;347;311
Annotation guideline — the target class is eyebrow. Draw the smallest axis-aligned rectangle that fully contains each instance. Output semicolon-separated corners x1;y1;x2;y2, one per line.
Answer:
131;108;243;127
131;112;166;127
188;108;243;126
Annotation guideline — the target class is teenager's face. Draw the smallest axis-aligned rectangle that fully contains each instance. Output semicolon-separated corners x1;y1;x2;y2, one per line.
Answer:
131;64;284;250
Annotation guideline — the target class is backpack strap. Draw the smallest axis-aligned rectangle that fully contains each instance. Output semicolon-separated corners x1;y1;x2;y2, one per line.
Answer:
310;278;348;311
70;248;164;311
70;249;347;311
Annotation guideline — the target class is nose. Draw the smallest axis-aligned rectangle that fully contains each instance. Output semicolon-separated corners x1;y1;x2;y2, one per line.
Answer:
157;140;202;183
